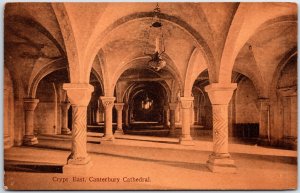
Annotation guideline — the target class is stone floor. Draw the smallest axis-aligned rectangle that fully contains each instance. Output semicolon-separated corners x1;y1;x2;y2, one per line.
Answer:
4;134;297;190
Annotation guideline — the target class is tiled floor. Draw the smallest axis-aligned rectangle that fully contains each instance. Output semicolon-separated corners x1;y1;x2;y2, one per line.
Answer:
4;134;297;190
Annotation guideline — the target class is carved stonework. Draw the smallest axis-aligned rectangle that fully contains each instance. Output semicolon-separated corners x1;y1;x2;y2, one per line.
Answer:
100;97;115;109
63;83;94;106
62;83;94;165
212;105;228;154
68;106;90;165
23;98;39;111
180;97;194;109
100;97;116;141
114;103;124;111
204;83;237;173
61;102;71;111
277;85;297;97
205;83;237;105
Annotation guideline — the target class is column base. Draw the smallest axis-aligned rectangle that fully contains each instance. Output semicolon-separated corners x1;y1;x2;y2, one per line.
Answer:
179;135;194;146
207;153;237;173
67;154;91;165
61;128;72;135
63;161;93;175
23;135;38;145
114;129;124;135
100;135;114;144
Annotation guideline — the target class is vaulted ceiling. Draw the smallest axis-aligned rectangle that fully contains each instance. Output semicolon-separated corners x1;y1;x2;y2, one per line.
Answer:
4;2;297;99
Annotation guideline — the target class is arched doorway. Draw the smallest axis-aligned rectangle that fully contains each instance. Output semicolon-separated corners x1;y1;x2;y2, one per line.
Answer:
191;70;213;140
117;67;172;137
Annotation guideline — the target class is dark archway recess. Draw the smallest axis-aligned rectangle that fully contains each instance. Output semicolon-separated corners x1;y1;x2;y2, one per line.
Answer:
125;81;168;137
131;89;163;122
86;72;105;133
191;70;213;139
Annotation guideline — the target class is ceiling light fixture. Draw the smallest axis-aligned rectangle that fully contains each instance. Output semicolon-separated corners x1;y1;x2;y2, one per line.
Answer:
144;3;166;72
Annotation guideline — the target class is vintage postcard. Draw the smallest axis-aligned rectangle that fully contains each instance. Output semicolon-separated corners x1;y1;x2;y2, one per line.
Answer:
3;2;297;190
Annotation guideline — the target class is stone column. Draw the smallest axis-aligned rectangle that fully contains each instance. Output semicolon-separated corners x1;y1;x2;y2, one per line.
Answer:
190;106;195;124
257;98;270;143
98;100;105;123
124;104;129;127
23;98;39;145
169;103;177;137
62;83;94;174
114;103;124;135
61;102;71;135
179;97;194;145
100;96;115;142
205;83;237;173
163;105;170;128
175;105;181;123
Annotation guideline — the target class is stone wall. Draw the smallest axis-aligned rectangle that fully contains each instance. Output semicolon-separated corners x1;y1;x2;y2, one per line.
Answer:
235;77;259;124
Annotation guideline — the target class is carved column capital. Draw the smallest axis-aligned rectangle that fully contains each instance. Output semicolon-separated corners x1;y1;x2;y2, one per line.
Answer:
100;97;115;109
63;83;94;106
114;103;124;111
169;102;178;111
205;83;237;105
61;101;71;110
23;98;39;111
164;105;169;111
277;86;297;97
256;98;270;110
180;97;194;109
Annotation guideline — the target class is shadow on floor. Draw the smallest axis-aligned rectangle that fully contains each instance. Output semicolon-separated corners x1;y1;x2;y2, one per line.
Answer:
92;151;211;173
5;160;63;173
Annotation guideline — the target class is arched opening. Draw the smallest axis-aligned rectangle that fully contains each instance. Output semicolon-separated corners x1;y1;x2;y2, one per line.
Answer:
86;72;105;133
191;70;212;140
276;54;297;149
35;69;69;135
230;72;260;143
131;89;163;123
117;67;171;137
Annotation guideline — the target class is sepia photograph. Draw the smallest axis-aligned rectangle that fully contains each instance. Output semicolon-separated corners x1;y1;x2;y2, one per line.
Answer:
3;1;298;190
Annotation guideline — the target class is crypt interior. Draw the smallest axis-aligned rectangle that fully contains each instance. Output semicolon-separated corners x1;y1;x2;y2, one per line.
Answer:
3;2;298;190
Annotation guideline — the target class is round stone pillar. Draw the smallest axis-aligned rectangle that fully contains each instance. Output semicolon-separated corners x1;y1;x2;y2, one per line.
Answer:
23;98;39;145
169;103;177;137
179;97;194;145
163;105;170;128
61;102;71;135
100;96;115;142
205;83;237;173
62;83;94;174
114;103;124;135
124;104;129;127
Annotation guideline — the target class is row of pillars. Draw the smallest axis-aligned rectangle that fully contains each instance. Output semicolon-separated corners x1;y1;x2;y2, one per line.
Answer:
22;83;275;173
